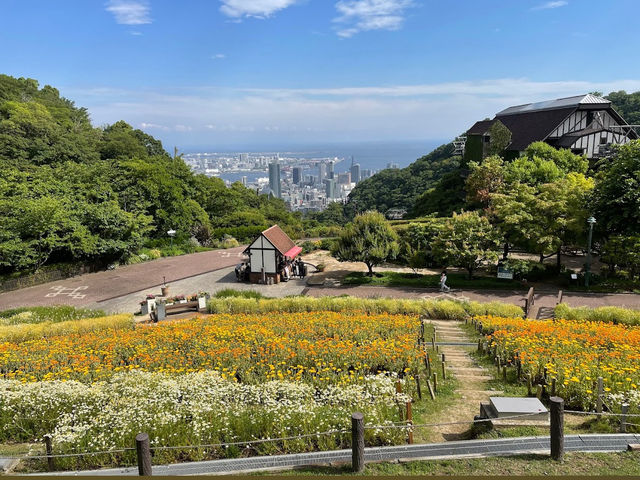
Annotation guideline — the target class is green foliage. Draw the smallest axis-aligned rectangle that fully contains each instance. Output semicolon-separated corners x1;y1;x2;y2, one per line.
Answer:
607;90;640;125
332;211;399;275
600;235;640;279
0;74;301;273
465;156;505;208
555;303;640;326
592;140;640;236
409;169;467;217
486;120;512;156
213;289;266;299
431;211;501;278
207;295;524;319
346;143;459;214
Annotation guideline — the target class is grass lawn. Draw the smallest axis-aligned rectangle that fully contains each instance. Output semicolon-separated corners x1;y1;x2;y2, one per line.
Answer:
265;452;640;475
342;271;525;290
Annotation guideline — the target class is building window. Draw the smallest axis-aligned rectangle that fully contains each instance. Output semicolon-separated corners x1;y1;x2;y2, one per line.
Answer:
483;135;490;143
571;148;585;155
600;135;608;145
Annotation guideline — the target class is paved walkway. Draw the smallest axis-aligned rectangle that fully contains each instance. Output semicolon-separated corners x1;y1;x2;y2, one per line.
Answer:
0;247;246;311
428;320;497;442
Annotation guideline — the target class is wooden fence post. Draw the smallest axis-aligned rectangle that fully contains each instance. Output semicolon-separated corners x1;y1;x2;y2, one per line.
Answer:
550;397;564;461
551;378;557;397
527;374;533;396
442;361;447;380
502;366;508;382
406;401;414;444
621;403;629;433
516;359;522;379
536;384;543;400
415;374;422;400
426;380;436;400
432;372;438;393
136;432;152;476
477;339;482;352
596;377;604;413
351;413;365;473
44;434;54;471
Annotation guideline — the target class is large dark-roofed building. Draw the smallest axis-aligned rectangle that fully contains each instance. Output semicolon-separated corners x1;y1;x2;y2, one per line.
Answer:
464;94;638;163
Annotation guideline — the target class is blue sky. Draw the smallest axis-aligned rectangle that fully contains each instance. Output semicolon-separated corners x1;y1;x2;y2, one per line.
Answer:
2;0;640;149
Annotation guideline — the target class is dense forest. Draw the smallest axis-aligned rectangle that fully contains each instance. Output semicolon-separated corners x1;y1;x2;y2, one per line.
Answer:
0;75;301;274
347;90;640;218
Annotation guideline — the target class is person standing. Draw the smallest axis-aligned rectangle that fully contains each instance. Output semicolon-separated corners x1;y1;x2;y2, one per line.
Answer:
440;271;450;292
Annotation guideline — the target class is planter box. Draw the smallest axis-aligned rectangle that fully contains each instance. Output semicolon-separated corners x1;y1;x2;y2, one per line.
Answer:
141;298;156;315
198;296;207;310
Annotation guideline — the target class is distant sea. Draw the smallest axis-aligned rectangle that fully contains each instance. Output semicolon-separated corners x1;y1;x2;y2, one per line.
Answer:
184;140;446;183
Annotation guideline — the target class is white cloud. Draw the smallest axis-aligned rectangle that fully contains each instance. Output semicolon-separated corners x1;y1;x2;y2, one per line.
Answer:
219;0;299;19
106;0;152;25
531;1;568;11
66;78;640;146
140;122;169;131
333;0;415;37
211;53;226;59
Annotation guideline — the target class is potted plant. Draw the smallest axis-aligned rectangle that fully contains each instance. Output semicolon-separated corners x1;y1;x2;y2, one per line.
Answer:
176;294;187;304
161;276;170;297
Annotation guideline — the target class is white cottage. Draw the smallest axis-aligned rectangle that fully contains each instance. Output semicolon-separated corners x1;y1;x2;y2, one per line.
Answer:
244;225;302;284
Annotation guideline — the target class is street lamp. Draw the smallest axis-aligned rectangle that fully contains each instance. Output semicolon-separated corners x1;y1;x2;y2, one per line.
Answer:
167;229;176;248
585;216;596;288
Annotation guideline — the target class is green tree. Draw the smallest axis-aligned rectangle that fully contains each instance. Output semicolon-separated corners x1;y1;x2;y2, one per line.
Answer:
465;155;505;208
592;140;640;236
431;211;500;278
332;211;399;276
486;120;512;156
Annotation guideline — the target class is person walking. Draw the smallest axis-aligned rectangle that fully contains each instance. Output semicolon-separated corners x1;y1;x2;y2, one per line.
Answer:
440;271;450;292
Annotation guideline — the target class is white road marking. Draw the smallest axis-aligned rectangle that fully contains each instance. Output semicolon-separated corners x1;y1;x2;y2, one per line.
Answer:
45;286;88;299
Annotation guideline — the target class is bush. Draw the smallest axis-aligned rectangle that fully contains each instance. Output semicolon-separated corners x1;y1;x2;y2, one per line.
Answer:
213;289;266;299
555;303;640;326
0;306;106;325
207;296;524;320
498;259;558;281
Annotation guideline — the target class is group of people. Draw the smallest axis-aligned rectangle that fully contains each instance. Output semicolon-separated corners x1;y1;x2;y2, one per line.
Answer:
280;258;306;281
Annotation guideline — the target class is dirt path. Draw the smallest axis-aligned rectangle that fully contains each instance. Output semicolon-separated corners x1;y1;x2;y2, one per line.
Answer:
425;319;500;442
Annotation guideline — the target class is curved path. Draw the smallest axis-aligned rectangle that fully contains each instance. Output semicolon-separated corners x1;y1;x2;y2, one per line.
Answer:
0;247;246;311
35;434;640;476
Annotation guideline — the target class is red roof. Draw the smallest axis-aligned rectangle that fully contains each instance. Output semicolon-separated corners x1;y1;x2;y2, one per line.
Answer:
284;246;302;259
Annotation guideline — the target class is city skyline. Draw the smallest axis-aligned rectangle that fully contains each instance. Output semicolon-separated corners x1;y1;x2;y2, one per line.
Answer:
2;1;640;148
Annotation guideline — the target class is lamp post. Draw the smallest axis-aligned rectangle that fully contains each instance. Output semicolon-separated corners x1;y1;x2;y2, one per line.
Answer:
167;229;176;248
585;216;596;288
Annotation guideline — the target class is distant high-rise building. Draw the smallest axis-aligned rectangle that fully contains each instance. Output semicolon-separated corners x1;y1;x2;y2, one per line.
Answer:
292;166;303;185
361;169;373;180
241;176;247;186
350;163;361;184
268;159;281;198
327;161;335;180
240;153;248;163
318;163;327;184
337;172;351;185
387;162;399;169
323;178;336;199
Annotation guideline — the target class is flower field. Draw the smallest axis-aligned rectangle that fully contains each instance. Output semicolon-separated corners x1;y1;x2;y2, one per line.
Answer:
475;315;640;410
0;310;441;470
0;312;423;384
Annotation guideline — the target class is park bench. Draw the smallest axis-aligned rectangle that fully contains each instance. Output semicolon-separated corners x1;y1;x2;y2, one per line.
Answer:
150;296;208;322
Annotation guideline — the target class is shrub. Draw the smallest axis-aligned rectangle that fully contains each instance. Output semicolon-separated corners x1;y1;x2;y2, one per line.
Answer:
207;296;524;320
555;303;640;326
213;289;266;299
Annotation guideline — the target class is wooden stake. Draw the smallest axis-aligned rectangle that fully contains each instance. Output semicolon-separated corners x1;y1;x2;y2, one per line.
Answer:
426;380;436;399
44;434;54;471
432;372;438;393
415;374;422;400
135;432;152;476
406;401;414;444
596;377;604;413
351;413;365;472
